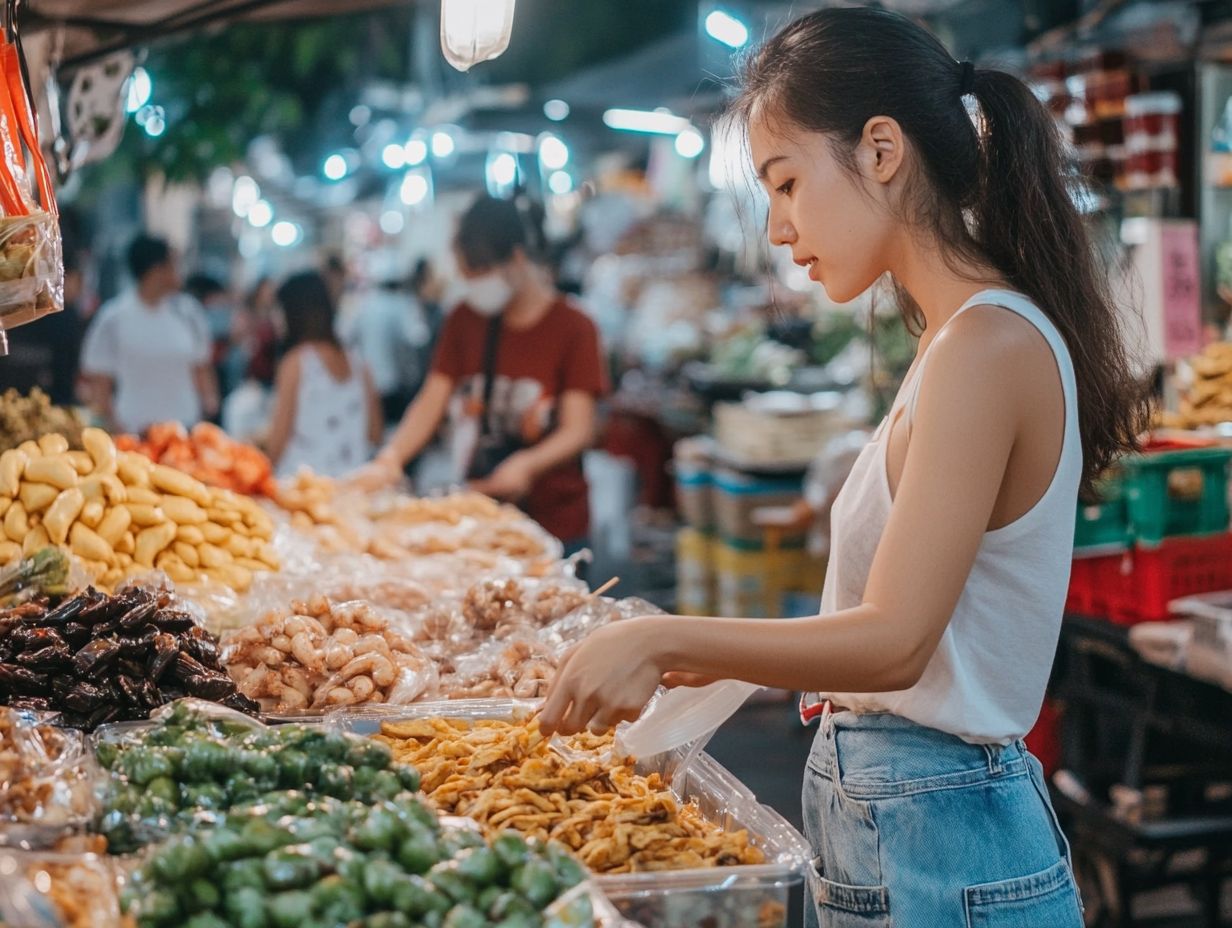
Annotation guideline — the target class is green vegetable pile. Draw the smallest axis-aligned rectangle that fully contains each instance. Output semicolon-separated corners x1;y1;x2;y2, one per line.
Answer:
95;701;420;853
122;794;590;928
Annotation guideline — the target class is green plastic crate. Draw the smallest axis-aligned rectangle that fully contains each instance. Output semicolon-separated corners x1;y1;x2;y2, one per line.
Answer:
1122;446;1232;547
1073;480;1130;555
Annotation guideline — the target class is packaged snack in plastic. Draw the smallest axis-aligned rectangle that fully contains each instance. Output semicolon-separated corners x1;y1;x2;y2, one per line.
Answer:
220;597;437;716
0;708;97;846
0;849;122;928
0;31;62;349
91;697;422;853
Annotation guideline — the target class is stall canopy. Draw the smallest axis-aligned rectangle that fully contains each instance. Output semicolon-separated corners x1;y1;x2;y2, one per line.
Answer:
27;0;407;68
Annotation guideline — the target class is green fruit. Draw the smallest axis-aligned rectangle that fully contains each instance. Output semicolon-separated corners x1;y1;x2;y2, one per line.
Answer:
491;833;531;871
456;847;503;885
396;832;440;874
267;891;314;928
224;886;268;928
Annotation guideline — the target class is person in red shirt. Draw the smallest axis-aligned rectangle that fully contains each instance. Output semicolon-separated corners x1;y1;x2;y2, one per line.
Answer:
351;195;607;548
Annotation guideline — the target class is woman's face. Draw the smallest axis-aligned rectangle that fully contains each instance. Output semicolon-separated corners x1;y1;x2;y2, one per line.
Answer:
748;114;898;304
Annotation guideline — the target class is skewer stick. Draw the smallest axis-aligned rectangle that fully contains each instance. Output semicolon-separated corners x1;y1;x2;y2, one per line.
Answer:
588;576;620;600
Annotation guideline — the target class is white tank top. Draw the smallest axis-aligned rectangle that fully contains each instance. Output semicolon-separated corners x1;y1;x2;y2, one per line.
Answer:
819;290;1081;745
277;346;371;479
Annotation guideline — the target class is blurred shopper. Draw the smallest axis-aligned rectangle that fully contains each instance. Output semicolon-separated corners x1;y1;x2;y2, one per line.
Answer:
351;195;607;553
410;257;447;383
81;234;218;433
185;273;235;399
228;276;278;391
266;271;381;478
338;274;429;427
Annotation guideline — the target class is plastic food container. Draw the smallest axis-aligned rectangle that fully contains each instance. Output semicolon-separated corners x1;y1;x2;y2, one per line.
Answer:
331;699;810;928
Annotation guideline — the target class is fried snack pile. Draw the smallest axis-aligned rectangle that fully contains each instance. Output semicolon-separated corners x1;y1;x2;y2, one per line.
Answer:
1161;342;1232;428
117;422;277;497
377;716;766;874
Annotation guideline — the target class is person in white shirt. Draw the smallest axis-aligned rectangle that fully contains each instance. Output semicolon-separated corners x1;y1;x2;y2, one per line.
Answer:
81;235;219;434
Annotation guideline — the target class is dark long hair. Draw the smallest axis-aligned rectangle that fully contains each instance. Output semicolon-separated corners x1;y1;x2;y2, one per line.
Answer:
735;7;1148;495
277;271;339;352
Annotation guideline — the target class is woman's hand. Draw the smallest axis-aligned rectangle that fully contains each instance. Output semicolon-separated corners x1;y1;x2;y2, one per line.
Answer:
347;454;402;492
539;616;671;736
470;452;536;501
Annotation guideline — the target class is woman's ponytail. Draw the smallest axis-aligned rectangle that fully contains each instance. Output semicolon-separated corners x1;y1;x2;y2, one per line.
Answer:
736;8;1150;496
969;67;1148;491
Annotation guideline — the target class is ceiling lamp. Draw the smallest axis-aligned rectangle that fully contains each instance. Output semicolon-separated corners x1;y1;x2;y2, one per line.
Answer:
440;0;517;73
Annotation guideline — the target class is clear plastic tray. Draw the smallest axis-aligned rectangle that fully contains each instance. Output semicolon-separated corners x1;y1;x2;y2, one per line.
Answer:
330;699;809;928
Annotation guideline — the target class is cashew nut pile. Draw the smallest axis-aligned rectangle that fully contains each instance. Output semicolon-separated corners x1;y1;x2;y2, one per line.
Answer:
0;429;277;591
221;596;435;713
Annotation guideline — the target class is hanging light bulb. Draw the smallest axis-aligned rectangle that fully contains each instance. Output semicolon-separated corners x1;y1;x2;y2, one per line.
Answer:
440;0;517;72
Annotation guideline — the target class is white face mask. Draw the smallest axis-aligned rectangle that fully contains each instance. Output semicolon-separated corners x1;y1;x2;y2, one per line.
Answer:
464;272;513;317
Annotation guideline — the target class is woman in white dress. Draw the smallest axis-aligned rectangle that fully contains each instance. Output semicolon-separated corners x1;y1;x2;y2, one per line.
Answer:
266;271;382;479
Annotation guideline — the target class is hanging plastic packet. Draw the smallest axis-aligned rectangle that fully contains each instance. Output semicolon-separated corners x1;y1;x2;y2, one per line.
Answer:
615;679;761;762
0;5;63;353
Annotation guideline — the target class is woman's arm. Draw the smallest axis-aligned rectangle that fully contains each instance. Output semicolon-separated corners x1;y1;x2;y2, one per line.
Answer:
264;352;302;468
470;390;596;500
349;372;453;488
542;311;1042;734
361;365;384;447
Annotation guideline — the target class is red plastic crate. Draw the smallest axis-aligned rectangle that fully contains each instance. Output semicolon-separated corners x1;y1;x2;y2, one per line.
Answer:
1025;698;1062;779
1067;533;1232;625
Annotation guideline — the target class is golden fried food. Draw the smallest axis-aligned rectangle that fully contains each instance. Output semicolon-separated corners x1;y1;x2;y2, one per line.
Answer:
377;715;766;874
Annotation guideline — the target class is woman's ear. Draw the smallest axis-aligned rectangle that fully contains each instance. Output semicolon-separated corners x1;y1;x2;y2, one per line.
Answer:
857;115;905;185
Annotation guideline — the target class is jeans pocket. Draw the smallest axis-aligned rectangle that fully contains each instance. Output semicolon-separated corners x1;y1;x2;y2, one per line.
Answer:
808;867;891;928
964;859;1084;928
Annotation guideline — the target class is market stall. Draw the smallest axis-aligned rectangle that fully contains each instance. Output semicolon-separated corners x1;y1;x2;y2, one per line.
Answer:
0;407;811;928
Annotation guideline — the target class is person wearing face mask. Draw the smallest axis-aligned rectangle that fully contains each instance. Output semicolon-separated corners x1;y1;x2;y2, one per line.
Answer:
350;195;607;554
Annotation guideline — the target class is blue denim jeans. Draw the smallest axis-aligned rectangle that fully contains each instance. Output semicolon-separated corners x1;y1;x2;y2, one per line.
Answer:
803;709;1083;928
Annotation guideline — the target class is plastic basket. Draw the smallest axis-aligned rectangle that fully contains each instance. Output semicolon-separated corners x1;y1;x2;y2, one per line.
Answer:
1069;534;1232;625
1073;482;1130;555
1121;444;1232;547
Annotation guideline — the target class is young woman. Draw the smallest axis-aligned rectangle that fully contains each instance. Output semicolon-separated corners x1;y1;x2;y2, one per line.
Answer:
541;9;1147;926
351;195;606;553
266;271;382;478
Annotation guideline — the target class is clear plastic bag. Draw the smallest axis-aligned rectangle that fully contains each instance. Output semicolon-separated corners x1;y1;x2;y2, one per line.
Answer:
0;708;98;846
219;596;436;716
0;33;63;345
0;849;122;928
616;680;761;762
